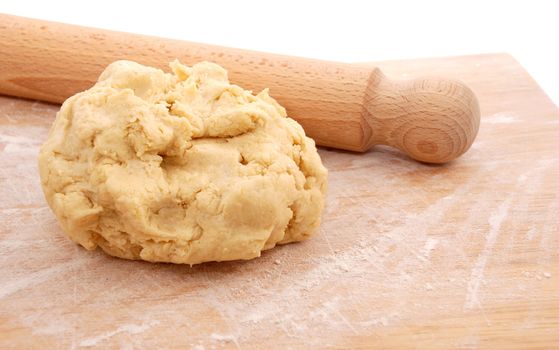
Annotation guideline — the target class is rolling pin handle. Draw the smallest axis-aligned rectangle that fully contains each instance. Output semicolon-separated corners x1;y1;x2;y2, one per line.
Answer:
362;69;480;163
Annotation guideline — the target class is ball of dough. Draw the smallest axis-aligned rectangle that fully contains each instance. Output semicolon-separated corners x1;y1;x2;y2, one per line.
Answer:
38;60;327;264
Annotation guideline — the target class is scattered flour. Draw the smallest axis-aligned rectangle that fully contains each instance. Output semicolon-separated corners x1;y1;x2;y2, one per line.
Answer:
465;199;512;309
483;113;518;124
79;321;160;347
423;238;439;258
525;227;536;241
210;333;236;343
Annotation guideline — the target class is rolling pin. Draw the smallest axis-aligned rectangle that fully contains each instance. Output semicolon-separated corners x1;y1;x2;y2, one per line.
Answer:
0;14;479;163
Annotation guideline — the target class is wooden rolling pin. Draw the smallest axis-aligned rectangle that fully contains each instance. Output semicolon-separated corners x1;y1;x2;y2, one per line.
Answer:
0;14;480;163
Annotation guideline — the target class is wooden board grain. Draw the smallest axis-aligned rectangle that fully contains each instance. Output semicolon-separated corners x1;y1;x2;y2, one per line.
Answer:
1;53;558;349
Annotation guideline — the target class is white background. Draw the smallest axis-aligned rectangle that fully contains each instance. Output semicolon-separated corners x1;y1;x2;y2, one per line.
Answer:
1;0;558;104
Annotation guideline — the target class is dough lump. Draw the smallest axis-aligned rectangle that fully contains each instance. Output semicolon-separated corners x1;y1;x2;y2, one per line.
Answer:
38;60;327;264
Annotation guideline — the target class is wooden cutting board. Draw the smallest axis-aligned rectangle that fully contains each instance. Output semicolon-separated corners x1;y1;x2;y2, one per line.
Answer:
1;53;558;349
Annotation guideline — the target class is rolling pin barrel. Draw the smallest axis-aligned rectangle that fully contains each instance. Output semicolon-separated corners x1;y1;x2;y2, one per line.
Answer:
0;14;480;163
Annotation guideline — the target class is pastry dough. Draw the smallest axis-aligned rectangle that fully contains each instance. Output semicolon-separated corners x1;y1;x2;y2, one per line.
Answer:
38;60;327;264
